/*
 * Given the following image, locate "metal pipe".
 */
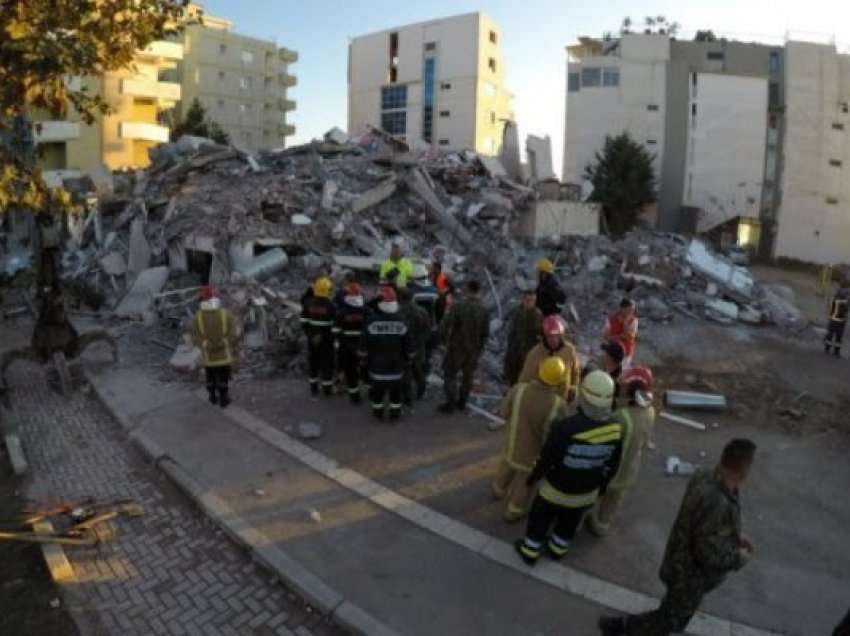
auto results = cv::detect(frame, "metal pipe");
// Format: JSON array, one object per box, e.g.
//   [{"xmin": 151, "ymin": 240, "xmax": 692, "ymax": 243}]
[{"xmin": 664, "ymin": 390, "xmax": 728, "ymax": 412}]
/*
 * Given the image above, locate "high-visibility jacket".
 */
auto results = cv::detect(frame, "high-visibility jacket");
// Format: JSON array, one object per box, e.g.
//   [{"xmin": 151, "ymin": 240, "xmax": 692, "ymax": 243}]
[
  {"xmin": 500, "ymin": 381, "xmax": 566, "ymax": 472},
  {"xmin": 192, "ymin": 307, "xmax": 237, "ymax": 367},
  {"xmin": 379, "ymin": 257, "xmax": 414, "ymax": 288},
  {"xmin": 606, "ymin": 312, "xmax": 638, "ymax": 357},
  {"xmin": 517, "ymin": 339, "xmax": 580, "ymax": 402},
  {"xmin": 608, "ymin": 405, "xmax": 656, "ymax": 491},
  {"xmin": 300, "ymin": 296, "xmax": 336, "ymax": 344},
  {"xmin": 527, "ymin": 408, "xmax": 623, "ymax": 508}
]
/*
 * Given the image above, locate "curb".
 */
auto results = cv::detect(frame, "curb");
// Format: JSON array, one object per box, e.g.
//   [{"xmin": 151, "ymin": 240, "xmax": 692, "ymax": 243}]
[{"xmin": 85, "ymin": 369, "xmax": 399, "ymax": 636}]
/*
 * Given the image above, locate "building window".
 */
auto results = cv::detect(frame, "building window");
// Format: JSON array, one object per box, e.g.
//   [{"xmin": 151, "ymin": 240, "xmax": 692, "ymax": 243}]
[
  {"xmin": 218, "ymin": 70, "xmax": 225, "ymax": 81},
  {"xmin": 489, "ymin": 31, "xmax": 497, "ymax": 44},
  {"xmin": 381, "ymin": 111, "xmax": 406, "ymax": 135},
  {"xmin": 422, "ymin": 57, "xmax": 436, "ymax": 143},
  {"xmin": 568, "ymin": 72, "xmax": 580, "ymax": 92},
  {"xmin": 647, "ymin": 139, "xmax": 657, "ymax": 145},
  {"xmin": 440, "ymin": 82, "xmax": 451, "ymax": 90},
  {"xmin": 769, "ymin": 51, "xmax": 780, "ymax": 73},
  {"xmin": 832, "ymin": 122, "xmax": 845, "ymax": 130},
  {"xmin": 490, "ymin": 111, "xmax": 496, "ymax": 125},
  {"xmin": 264, "ymin": 77, "xmax": 271, "ymax": 89},
  {"xmin": 707, "ymin": 50, "xmax": 724, "ymax": 61},
  {"xmin": 488, "ymin": 57, "xmax": 497, "ymax": 72},
  {"xmin": 240, "ymin": 104, "xmax": 246, "ymax": 113},
  {"xmin": 691, "ymin": 103, "xmax": 697, "ymax": 129},
  {"xmin": 219, "ymin": 43, "xmax": 227, "ymax": 55},
  {"xmin": 194, "ymin": 69, "xmax": 200, "ymax": 85},
  {"xmin": 830, "ymin": 159, "xmax": 843, "ymax": 167},
  {"xmin": 602, "ymin": 67, "xmax": 620, "ymax": 87},
  {"xmin": 826, "ymin": 197, "xmax": 840, "ymax": 205},
  {"xmin": 769, "ymin": 113, "xmax": 778, "ymax": 129},
  {"xmin": 438, "ymin": 139, "xmax": 450, "ymax": 146},
  {"xmin": 381, "ymin": 84, "xmax": 407, "ymax": 110},
  {"xmin": 483, "ymin": 82, "xmax": 497, "ymax": 98},
  {"xmin": 769, "ymin": 82, "xmax": 779, "ymax": 108},
  {"xmin": 242, "ymin": 50, "xmax": 254, "ymax": 64},
  {"xmin": 217, "ymin": 99, "xmax": 224, "ymax": 109},
  {"xmin": 439, "ymin": 110, "xmax": 450, "ymax": 117},
  {"xmin": 647, "ymin": 104, "xmax": 659, "ymax": 112},
  {"xmin": 388, "ymin": 32, "xmax": 399, "ymax": 84},
  {"xmin": 581, "ymin": 67, "xmax": 601, "ymax": 87},
  {"xmin": 240, "ymin": 77, "xmax": 252, "ymax": 90},
  {"xmin": 425, "ymin": 42, "xmax": 436, "ymax": 51},
  {"xmin": 691, "ymin": 73, "xmax": 698, "ymax": 98}
]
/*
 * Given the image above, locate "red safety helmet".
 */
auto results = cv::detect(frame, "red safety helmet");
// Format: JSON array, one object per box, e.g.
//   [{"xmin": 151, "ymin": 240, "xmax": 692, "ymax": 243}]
[
  {"xmin": 619, "ymin": 365, "xmax": 654, "ymax": 391},
  {"xmin": 199, "ymin": 286, "xmax": 217, "ymax": 300},
  {"xmin": 379, "ymin": 285, "xmax": 397, "ymax": 303},
  {"xmin": 345, "ymin": 282, "xmax": 363, "ymax": 296},
  {"xmin": 542, "ymin": 315, "xmax": 565, "ymax": 336}
]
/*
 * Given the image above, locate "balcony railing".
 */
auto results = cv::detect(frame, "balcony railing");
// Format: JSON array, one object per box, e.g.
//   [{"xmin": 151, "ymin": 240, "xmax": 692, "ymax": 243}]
[
  {"xmin": 137, "ymin": 40, "xmax": 183, "ymax": 62},
  {"xmin": 34, "ymin": 121, "xmax": 80, "ymax": 143},
  {"xmin": 121, "ymin": 78, "xmax": 181, "ymax": 104},
  {"xmin": 279, "ymin": 98, "xmax": 296, "ymax": 111},
  {"xmin": 120, "ymin": 121, "xmax": 170, "ymax": 143},
  {"xmin": 278, "ymin": 48, "xmax": 298, "ymax": 64},
  {"xmin": 279, "ymin": 73, "xmax": 297, "ymax": 88}
]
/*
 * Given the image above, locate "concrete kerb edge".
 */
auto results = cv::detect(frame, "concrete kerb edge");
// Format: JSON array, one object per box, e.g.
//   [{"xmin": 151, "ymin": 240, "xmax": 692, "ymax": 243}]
[{"xmin": 85, "ymin": 371, "xmax": 136, "ymax": 433}]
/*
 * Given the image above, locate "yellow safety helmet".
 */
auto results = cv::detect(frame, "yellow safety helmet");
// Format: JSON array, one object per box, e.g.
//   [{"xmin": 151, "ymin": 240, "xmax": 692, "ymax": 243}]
[
  {"xmin": 539, "ymin": 356, "xmax": 567, "ymax": 387},
  {"xmin": 580, "ymin": 370, "xmax": 616, "ymax": 409},
  {"xmin": 313, "ymin": 276, "xmax": 333, "ymax": 299},
  {"xmin": 536, "ymin": 258, "xmax": 554, "ymax": 274}
]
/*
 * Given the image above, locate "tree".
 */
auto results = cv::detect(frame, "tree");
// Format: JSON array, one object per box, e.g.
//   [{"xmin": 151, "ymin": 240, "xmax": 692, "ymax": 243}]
[
  {"xmin": 0, "ymin": 0, "xmax": 189, "ymax": 213},
  {"xmin": 694, "ymin": 30, "xmax": 718, "ymax": 42},
  {"xmin": 621, "ymin": 15, "xmax": 680, "ymax": 37},
  {"xmin": 584, "ymin": 133, "xmax": 656, "ymax": 235},
  {"xmin": 170, "ymin": 98, "xmax": 229, "ymax": 144}
]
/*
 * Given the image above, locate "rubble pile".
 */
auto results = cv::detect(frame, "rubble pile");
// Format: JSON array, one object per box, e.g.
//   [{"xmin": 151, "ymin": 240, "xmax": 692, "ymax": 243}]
[{"xmin": 49, "ymin": 128, "xmax": 803, "ymax": 384}]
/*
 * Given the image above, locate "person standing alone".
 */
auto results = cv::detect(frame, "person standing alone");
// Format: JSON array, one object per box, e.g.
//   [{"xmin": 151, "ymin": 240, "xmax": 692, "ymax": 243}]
[
  {"xmin": 192, "ymin": 286, "xmax": 240, "ymax": 408},
  {"xmin": 825, "ymin": 286, "xmax": 849, "ymax": 357},
  {"xmin": 300, "ymin": 276, "xmax": 336, "ymax": 396}
]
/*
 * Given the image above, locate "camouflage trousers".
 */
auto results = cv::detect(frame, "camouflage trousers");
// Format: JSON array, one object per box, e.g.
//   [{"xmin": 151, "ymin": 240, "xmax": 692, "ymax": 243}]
[{"xmin": 626, "ymin": 576, "xmax": 707, "ymax": 635}]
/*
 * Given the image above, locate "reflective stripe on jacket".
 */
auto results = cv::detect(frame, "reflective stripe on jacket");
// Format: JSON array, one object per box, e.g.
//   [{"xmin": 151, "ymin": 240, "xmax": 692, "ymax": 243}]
[{"xmin": 192, "ymin": 308, "xmax": 235, "ymax": 367}]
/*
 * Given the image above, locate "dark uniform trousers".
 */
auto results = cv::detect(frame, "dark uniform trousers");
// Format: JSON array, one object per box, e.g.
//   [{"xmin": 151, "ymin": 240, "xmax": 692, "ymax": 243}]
[
  {"xmin": 522, "ymin": 497, "xmax": 591, "ymax": 561},
  {"xmin": 825, "ymin": 319, "xmax": 846, "ymax": 355},
  {"xmin": 369, "ymin": 378, "xmax": 402, "ymax": 418},
  {"xmin": 625, "ymin": 576, "xmax": 716, "ymax": 635},
  {"xmin": 443, "ymin": 353, "xmax": 479, "ymax": 405},
  {"xmin": 339, "ymin": 347, "xmax": 362, "ymax": 399},
  {"xmin": 308, "ymin": 338, "xmax": 335, "ymax": 394},
  {"xmin": 205, "ymin": 366, "xmax": 231, "ymax": 402}
]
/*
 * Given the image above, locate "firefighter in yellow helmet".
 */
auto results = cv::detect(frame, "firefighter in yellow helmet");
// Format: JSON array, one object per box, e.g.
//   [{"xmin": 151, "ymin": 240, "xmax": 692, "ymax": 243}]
[
  {"xmin": 516, "ymin": 370, "xmax": 623, "ymax": 565},
  {"xmin": 300, "ymin": 277, "xmax": 336, "ymax": 396},
  {"xmin": 535, "ymin": 257, "xmax": 566, "ymax": 317},
  {"xmin": 191, "ymin": 286, "xmax": 240, "ymax": 408},
  {"xmin": 492, "ymin": 357, "xmax": 569, "ymax": 522}
]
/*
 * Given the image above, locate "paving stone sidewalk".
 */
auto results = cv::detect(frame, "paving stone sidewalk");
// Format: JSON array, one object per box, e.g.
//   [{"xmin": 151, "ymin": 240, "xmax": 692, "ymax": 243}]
[{"xmin": 6, "ymin": 363, "xmax": 344, "ymax": 636}]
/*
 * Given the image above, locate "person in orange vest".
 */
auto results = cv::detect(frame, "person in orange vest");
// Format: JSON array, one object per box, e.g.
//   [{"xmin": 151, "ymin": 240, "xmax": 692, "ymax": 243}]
[
  {"xmin": 191, "ymin": 286, "xmax": 240, "ymax": 408},
  {"xmin": 603, "ymin": 298, "xmax": 638, "ymax": 367}
]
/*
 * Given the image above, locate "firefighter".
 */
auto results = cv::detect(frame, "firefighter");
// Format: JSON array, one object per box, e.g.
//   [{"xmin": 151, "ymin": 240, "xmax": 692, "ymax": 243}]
[
  {"xmin": 438, "ymin": 279, "xmax": 490, "ymax": 413},
  {"xmin": 603, "ymin": 298, "xmax": 639, "ymax": 367},
  {"xmin": 430, "ymin": 248, "xmax": 453, "ymax": 325},
  {"xmin": 515, "ymin": 370, "xmax": 622, "ymax": 566},
  {"xmin": 588, "ymin": 365, "xmax": 656, "ymax": 536},
  {"xmin": 409, "ymin": 264, "xmax": 440, "ymax": 375},
  {"xmin": 333, "ymin": 282, "xmax": 366, "ymax": 404},
  {"xmin": 397, "ymin": 286, "xmax": 432, "ymax": 404},
  {"xmin": 379, "ymin": 239, "xmax": 414, "ymax": 288},
  {"xmin": 300, "ymin": 276, "xmax": 336, "ymax": 396},
  {"xmin": 535, "ymin": 258, "xmax": 566, "ymax": 317},
  {"xmin": 503, "ymin": 288, "xmax": 543, "ymax": 386},
  {"xmin": 518, "ymin": 315, "xmax": 580, "ymax": 402},
  {"xmin": 360, "ymin": 286, "xmax": 414, "ymax": 421},
  {"xmin": 492, "ymin": 357, "xmax": 568, "ymax": 522},
  {"xmin": 191, "ymin": 286, "xmax": 240, "ymax": 408},
  {"xmin": 825, "ymin": 286, "xmax": 849, "ymax": 357}
]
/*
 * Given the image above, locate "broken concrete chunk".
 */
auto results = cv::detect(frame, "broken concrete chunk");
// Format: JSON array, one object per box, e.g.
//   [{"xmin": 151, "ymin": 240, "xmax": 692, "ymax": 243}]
[
  {"xmin": 297, "ymin": 422, "xmax": 322, "ymax": 439},
  {"xmin": 127, "ymin": 217, "xmax": 151, "ymax": 282},
  {"xmin": 99, "ymin": 252, "xmax": 127, "ymax": 277},
  {"xmin": 406, "ymin": 168, "xmax": 473, "ymax": 247},
  {"xmin": 686, "ymin": 240, "xmax": 754, "ymax": 299},
  {"xmin": 479, "ymin": 156, "xmax": 508, "ymax": 178},
  {"xmin": 324, "ymin": 127, "xmax": 349, "ymax": 145},
  {"xmin": 350, "ymin": 178, "xmax": 397, "ymax": 214},
  {"xmin": 291, "ymin": 214, "xmax": 312, "ymax": 226},
  {"xmin": 237, "ymin": 248, "xmax": 289, "ymax": 282},
  {"xmin": 169, "ymin": 343, "xmax": 201, "ymax": 372},
  {"xmin": 587, "ymin": 255, "xmax": 609, "ymax": 272},
  {"xmin": 321, "ymin": 180, "xmax": 339, "ymax": 210},
  {"xmin": 176, "ymin": 134, "xmax": 215, "ymax": 153},
  {"xmin": 115, "ymin": 266, "xmax": 169, "ymax": 318},
  {"xmin": 705, "ymin": 298, "xmax": 739, "ymax": 322}
]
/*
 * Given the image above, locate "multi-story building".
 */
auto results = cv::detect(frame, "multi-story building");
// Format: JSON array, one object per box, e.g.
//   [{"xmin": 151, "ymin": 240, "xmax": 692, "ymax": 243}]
[
  {"xmin": 177, "ymin": 5, "xmax": 297, "ymax": 151},
  {"xmin": 775, "ymin": 41, "xmax": 850, "ymax": 264},
  {"xmin": 564, "ymin": 34, "xmax": 785, "ymax": 258},
  {"xmin": 33, "ymin": 40, "xmax": 183, "ymax": 181},
  {"xmin": 348, "ymin": 12, "xmax": 513, "ymax": 155}
]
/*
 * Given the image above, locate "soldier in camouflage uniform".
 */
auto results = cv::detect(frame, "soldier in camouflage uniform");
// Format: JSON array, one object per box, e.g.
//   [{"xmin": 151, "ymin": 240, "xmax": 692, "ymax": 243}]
[
  {"xmin": 438, "ymin": 279, "xmax": 490, "ymax": 413},
  {"xmin": 503, "ymin": 288, "xmax": 542, "ymax": 386},
  {"xmin": 599, "ymin": 438, "xmax": 757, "ymax": 636},
  {"xmin": 397, "ymin": 287, "xmax": 433, "ymax": 404}
]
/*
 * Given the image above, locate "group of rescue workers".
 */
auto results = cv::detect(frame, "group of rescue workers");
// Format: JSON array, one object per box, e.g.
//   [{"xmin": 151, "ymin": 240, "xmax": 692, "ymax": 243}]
[{"xmin": 190, "ymin": 244, "xmax": 764, "ymax": 636}]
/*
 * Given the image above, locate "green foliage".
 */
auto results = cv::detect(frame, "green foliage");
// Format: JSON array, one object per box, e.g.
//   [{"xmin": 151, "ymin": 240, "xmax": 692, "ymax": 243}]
[
  {"xmin": 584, "ymin": 132, "xmax": 656, "ymax": 235},
  {"xmin": 170, "ymin": 98, "xmax": 229, "ymax": 144}
]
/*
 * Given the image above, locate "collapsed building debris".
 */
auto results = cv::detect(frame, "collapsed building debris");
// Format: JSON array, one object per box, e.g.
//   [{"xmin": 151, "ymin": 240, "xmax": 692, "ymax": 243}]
[{"xmin": 31, "ymin": 126, "xmax": 805, "ymax": 386}]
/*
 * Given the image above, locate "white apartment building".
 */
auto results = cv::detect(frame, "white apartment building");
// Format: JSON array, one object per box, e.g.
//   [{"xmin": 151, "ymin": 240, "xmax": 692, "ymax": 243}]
[
  {"xmin": 348, "ymin": 12, "xmax": 513, "ymax": 155},
  {"xmin": 563, "ymin": 35, "xmax": 669, "ymax": 185},
  {"xmin": 775, "ymin": 41, "xmax": 850, "ymax": 264}
]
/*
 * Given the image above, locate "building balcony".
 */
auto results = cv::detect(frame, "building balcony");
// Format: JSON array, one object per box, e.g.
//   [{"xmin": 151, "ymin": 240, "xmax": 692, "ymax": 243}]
[
  {"xmin": 121, "ymin": 78, "xmax": 181, "ymax": 105},
  {"xmin": 279, "ymin": 98, "xmax": 296, "ymax": 111},
  {"xmin": 137, "ymin": 40, "xmax": 183, "ymax": 62},
  {"xmin": 34, "ymin": 121, "xmax": 80, "ymax": 143},
  {"xmin": 120, "ymin": 121, "xmax": 170, "ymax": 143},
  {"xmin": 279, "ymin": 48, "xmax": 298, "ymax": 64},
  {"xmin": 279, "ymin": 72, "xmax": 297, "ymax": 88},
  {"xmin": 279, "ymin": 123, "xmax": 295, "ymax": 136}
]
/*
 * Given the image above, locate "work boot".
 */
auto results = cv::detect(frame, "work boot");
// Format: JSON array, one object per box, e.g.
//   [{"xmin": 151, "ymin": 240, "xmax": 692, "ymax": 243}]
[
  {"xmin": 218, "ymin": 389, "xmax": 231, "ymax": 409},
  {"xmin": 597, "ymin": 616, "xmax": 627, "ymax": 636},
  {"xmin": 437, "ymin": 401, "xmax": 455, "ymax": 414},
  {"xmin": 513, "ymin": 539, "xmax": 537, "ymax": 567},
  {"xmin": 372, "ymin": 408, "xmax": 385, "ymax": 421},
  {"xmin": 389, "ymin": 409, "xmax": 401, "ymax": 423},
  {"xmin": 207, "ymin": 388, "xmax": 218, "ymax": 405},
  {"xmin": 309, "ymin": 381, "xmax": 319, "ymax": 397},
  {"xmin": 323, "ymin": 385, "xmax": 333, "ymax": 397},
  {"xmin": 350, "ymin": 392, "xmax": 361, "ymax": 405}
]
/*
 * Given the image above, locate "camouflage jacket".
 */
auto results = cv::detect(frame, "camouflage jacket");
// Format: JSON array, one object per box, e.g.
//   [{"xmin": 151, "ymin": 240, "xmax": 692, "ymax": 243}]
[
  {"xmin": 399, "ymin": 302, "xmax": 433, "ymax": 353},
  {"xmin": 503, "ymin": 306, "xmax": 542, "ymax": 385},
  {"xmin": 660, "ymin": 468, "xmax": 747, "ymax": 591},
  {"xmin": 440, "ymin": 296, "xmax": 490, "ymax": 359}
]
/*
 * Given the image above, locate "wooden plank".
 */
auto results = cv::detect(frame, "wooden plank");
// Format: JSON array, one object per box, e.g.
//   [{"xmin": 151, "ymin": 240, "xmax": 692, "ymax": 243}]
[
  {"xmin": 32, "ymin": 521, "xmax": 75, "ymax": 583},
  {"xmin": 659, "ymin": 411, "xmax": 707, "ymax": 431}
]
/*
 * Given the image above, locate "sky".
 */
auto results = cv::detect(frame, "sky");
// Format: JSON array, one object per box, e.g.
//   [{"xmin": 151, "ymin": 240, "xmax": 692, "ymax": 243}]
[{"xmin": 202, "ymin": 0, "xmax": 850, "ymax": 175}]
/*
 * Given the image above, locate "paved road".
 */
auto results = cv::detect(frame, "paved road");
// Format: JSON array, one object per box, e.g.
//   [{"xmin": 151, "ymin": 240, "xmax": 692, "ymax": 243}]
[{"xmin": 4, "ymin": 357, "xmax": 343, "ymax": 636}]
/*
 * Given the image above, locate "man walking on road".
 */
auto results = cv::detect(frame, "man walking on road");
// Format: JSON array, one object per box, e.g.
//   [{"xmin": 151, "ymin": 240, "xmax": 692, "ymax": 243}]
[
  {"xmin": 535, "ymin": 258, "xmax": 566, "ymax": 317},
  {"xmin": 599, "ymin": 438, "xmax": 757, "ymax": 636},
  {"xmin": 515, "ymin": 370, "xmax": 622, "ymax": 565},
  {"xmin": 503, "ymin": 288, "xmax": 542, "ymax": 386},
  {"xmin": 825, "ymin": 286, "xmax": 849, "ymax": 357},
  {"xmin": 518, "ymin": 315, "xmax": 580, "ymax": 402},
  {"xmin": 438, "ymin": 279, "xmax": 490, "ymax": 413},
  {"xmin": 192, "ymin": 286, "xmax": 240, "ymax": 408},
  {"xmin": 300, "ymin": 276, "xmax": 336, "ymax": 396},
  {"xmin": 493, "ymin": 357, "xmax": 568, "ymax": 522}
]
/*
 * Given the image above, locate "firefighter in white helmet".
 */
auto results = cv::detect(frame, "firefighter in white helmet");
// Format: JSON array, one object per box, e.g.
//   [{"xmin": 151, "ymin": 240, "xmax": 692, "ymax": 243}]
[
  {"xmin": 515, "ymin": 369, "xmax": 623, "ymax": 566},
  {"xmin": 492, "ymin": 357, "xmax": 569, "ymax": 522}
]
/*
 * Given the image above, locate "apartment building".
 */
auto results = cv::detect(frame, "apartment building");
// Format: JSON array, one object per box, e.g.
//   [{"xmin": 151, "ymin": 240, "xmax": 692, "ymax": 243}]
[
  {"xmin": 34, "ymin": 40, "xmax": 183, "ymax": 181},
  {"xmin": 178, "ymin": 5, "xmax": 297, "ymax": 151},
  {"xmin": 348, "ymin": 12, "xmax": 513, "ymax": 155},
  {"xmin": 775, "ymin": 41, "xmax": 850, "ymax": 264}
]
